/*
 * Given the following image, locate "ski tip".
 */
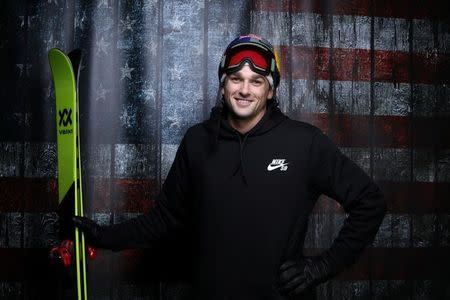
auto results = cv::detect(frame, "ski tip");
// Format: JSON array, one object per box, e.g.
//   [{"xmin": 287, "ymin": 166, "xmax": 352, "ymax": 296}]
[
  {"xmin": 68, "ymin": 48, "xmax": 83, "ymax": 58},
  {"xmin": 68, "ymin": 49, "xmax": 83, "ymax": 62},
  {"xmin": 49, "ymin": 48, "xmax": 84, "ymax": 61},
  {"xmin": 67, "ymin": 49, "xmax": 84, "ymax": 74},
  {"xmin": 48, "ymin": 48, "xmax": 65, "ymax": 58}
]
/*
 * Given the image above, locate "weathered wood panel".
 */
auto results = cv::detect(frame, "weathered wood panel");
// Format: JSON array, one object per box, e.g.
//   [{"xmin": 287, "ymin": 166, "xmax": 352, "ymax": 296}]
[{"xmin": 0, "ymin": 0, "xmax": 449, "ymax": 299}]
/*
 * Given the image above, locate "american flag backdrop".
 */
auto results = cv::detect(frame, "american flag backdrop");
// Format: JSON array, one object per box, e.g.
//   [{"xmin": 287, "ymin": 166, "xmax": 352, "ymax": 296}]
[{"xmin": 0, "ymin": 0, "xmax": 449, "ymax": 299}]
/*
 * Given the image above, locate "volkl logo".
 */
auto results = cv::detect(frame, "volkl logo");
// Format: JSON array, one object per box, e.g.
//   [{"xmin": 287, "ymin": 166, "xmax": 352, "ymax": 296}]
[
  {"xmin": 58, "ymin": 108, "xmax": 73, "ymax": 127},
  {"xmin": 267, "ymin": 159, "xmax": 289, "ymax": 171},
  {"xmin": 58, "ymin": 108, "xmax": 73, "ymax": 135}
]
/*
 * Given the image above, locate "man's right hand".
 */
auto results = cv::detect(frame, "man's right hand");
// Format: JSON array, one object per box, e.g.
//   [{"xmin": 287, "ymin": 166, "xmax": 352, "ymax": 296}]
[{"xmin": 72, "ymin": 216, "xmax": 108, "ymax": 248}]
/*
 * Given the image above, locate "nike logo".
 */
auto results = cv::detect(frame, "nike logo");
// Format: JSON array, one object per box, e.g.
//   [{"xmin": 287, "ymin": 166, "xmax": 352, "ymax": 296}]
[{"xmin": 267, "ymin": 159, "xmax": 289, "ymax": 171}]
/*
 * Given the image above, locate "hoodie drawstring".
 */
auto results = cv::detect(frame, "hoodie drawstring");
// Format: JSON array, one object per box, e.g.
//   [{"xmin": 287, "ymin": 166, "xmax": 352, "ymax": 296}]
[
  {"xmin": 232, "ymin": 133, "xmax": 249, "ymax": 186},
  {"xmin": 207, "ymin": 101, "xmax": 287, "ymax": 187}
]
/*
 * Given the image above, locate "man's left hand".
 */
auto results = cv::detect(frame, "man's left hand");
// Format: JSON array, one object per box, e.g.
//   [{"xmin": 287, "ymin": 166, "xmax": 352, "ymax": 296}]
[{"xmin": 278, "ymin": 256, "xmax": 335, "ymax": 297}]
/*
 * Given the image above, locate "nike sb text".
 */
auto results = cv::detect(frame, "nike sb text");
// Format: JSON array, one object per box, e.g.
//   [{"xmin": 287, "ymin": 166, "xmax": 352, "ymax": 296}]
[{"xmin": 267, "ymin": 159, "xmax": 289, "ymax": 171}]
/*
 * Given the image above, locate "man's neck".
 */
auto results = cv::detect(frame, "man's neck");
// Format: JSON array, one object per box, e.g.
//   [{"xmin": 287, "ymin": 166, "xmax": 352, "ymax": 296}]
[{"xmin": 227, "ymin": 109, "xmax": 266, "ymax": 135}]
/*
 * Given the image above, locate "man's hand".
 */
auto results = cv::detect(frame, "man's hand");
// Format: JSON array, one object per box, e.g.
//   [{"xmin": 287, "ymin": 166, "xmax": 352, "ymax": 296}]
[
  {"xmin": 72, "ymin": 216, "xmax": 108, "ymax": 248},
  {"xmin": 278, "ymin": 256, "xmax": 336, "ymax": 297}
]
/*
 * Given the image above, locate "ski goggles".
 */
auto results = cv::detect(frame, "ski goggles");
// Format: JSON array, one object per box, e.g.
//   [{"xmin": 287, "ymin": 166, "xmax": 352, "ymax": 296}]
[
  {"xmin": 225, "ymin": 45, "xmax": 274, "ymax": 75},
  {"xmin": 221, "ymin": 44, "xmax": 277, "ymax": 76},
  {"xmin": 219, "ymin": 35, "xmax": 281, "ymax": 87}
]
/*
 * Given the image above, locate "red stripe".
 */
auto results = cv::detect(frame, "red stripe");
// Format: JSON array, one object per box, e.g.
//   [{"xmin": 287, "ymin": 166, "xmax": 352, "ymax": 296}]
[
  {"xmin": 0, "ymin": 248, "xmax": 55, "ymax": 282},
  {"xmin": 312, "ymin": 195, "xmax": 345, "ymax": 214},
  {"xmin": 253, "ymin": 0, "xmax": 450, "ymax": 19},
  {"xmin": 0, "ymin": 248, "xmax": 190, "ymax": 282},
  {"xmin": 0, "ymin": 178, "xmax": 156, "ymax": 213},
  {"xmin": 342, "ymin": 248, "xmax": 450, "ymax": 280},
  {"xmin": 0, "ymin": 177, "xmax": 59, "ymax": 212},
  {"xmin": 313, "ymin": 181, "xmax": 450, "ymax": 214},
  {"xmin": 1, "ymin": 178, "xmax": 449, "ymax": 213},
  {"xmin": 379, "ymin": 181, "xmax": 450, "ymax": 214},
  {"xmin": 303, "ymin": 248, "xmax": 450, "ymax": 280},
  {"xmin": 279, "ymin": 46, "xmax": 450, "ymax": 84},
  {"xmin": 111, "ymin": 178, "xmax": 156, "ymax": 212},
  {"xmin": 2, "ymin": 248, "xmax": 449, "ymax": 280},
  {"xmin": 297, "ymin": 113, "xmax": 450, "ymax": 148}
]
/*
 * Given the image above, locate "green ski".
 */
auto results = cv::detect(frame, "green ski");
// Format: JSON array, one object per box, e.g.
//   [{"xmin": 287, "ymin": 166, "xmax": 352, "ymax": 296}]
[{"xmin": 49, "ymin": 48, "xmax": 88, "ymax": 300}]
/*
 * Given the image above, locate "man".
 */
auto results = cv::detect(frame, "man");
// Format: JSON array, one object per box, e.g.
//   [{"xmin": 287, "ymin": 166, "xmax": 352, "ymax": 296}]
[{"xmin": 73, "ymin": 34, "xmax": 386, "ymax": 299}]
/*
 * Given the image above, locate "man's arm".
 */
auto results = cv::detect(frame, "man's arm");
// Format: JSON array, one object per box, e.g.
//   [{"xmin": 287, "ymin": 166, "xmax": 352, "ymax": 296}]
[
  {"xmin": 73, "ymin": 135, "xmax": 193, "ymax": 251},
  {"xmin": 308, "ymin": 130, "xmax": 386, "ymax": 269},
  {"xmin": 279, "ymin": 129, "xmax": 386, "ymax": 296}
]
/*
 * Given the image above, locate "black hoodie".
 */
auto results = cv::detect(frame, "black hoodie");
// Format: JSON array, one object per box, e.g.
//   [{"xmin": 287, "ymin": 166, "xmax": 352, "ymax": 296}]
[{"xmin": 104, "ymin": 102, "xmax": 386, "ymax": 299}]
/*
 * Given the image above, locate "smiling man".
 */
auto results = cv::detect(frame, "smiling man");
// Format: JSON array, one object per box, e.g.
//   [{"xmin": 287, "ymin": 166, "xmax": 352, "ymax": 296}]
[
  {"xmin": 222, "ymin": 65, "xmax": 273, "ymax": 133},
  {"xmin": 219, "ymin": 35, "xmax": 275, "ymax": 134},
  {"xmin": 72, "ymin": 34, "xmax": 386, "ymax": 299}
]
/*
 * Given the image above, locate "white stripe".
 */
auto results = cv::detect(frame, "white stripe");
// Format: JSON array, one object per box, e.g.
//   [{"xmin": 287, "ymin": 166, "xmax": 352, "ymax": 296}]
[
  {"xmin": 114, "ymin": 144, "xmax": 154, "ymax": 178},
  {"xmin": 1, "ymin": 213, "xmax": 447, "ymax": 248},
  {"xmin": 23, "ymin": 142, "xmax": 56, "ymax": 178},
  {"xmin": 317, "ymin": 280, "xmax": 436, "ymax": 297},
  {"xmin": 0, "ymin": 144, "xmax": 448, "ymax": 183},
  {"xmin": 305, "ymin": 213, "xmax": 450, "ymax": 249},
  {"xmin": 374, "ymin": 17, "xmax": 410, "ymax": 52},
  {"xmin": 161, "ymin": 143, "xmax": 178, "ymax": 180},
  {"xmin": 251, "ymin": 11, "xmax": 450, "ymax": 53},
  {"xmin": 340, "ymin": 147, "xmax": 450, "ymax": 183},
  {"xmin": 85, "ymin": 144, "xmax": 112, "ymax": 177},
  {"xmin": 277, "ymin": 79, "xmax": 450, "ymax": 117},
  {"xmin": 0, "ymin": 142, "xmax": 23, "ymax": 177},
  {"xmin": 0, "ymin": 143, "xmax": 154, "ymax": 179},
  {"xmin": 372, "ymin": 214, "xmax": 450, "ymax": 248},
  {"xmin": 0, "ymin": 212, "xmax": 142, "ymax": 248}
]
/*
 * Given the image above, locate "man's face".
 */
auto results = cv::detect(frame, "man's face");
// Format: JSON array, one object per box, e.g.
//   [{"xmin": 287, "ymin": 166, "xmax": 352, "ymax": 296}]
[{"xmin": 221, "ymin": 64, "xmax": 273, "ymax": 125}]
